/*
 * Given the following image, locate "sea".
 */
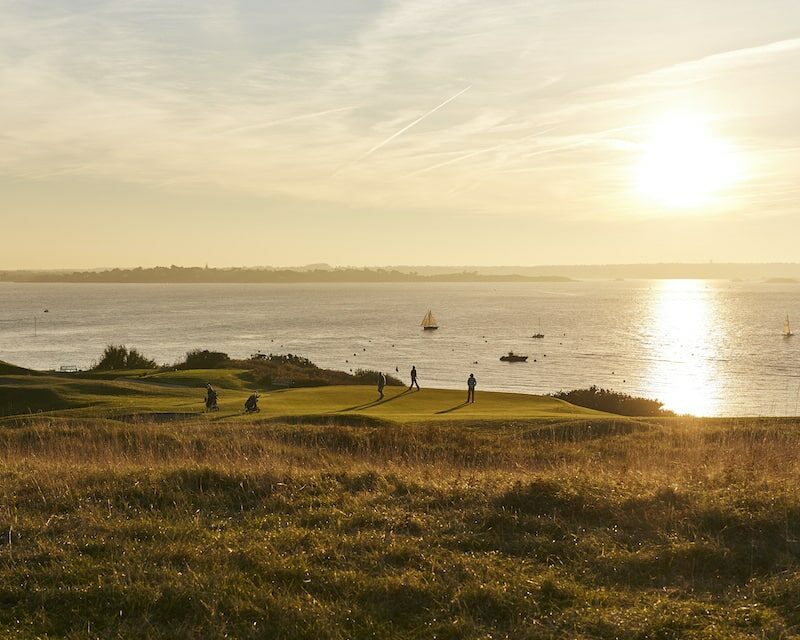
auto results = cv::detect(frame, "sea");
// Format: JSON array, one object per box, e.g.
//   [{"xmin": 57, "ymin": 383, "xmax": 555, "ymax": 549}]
[{"xmin": 1, "ymin": 280, "xmax": 799, "ymax": 417}]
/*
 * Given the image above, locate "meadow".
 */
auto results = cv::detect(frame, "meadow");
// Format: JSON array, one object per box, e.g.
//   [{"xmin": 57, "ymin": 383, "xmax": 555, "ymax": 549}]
[{"xmin": 1, "ymin": 364, "xmax": 800, "ymax": 638}]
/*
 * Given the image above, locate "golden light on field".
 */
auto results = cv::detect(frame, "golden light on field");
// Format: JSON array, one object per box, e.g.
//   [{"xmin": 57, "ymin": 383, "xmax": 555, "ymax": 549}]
[{"xmin": 636, "ymin": 115, "xmax": 742, "ymax": 209}]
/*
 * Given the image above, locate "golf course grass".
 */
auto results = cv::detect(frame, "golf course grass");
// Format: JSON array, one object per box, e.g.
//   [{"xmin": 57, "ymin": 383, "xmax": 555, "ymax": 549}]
[{"xmin": 0, "ymin": 367, "xmax": 606, "ymax": 422}]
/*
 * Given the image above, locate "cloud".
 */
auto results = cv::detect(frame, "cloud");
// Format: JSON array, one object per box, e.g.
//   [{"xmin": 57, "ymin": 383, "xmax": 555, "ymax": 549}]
[
  {"xmin": 588, "ymin": 37, "xmax": 800, "ymax": 94},
  {"xmin": 212, "ymin": 106, "xmax": 358, "ymax": 136},
  {"xmin": 0, "ymin": 0, "xmax": 799, "ymax": 228}
]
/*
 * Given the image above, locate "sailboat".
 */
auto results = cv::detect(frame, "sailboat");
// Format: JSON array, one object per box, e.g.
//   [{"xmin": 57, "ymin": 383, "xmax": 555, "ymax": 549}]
[
  {"xmin": 784, "ymin": 314, "xmax": 794, "ymax": 338},
  {"xmin": 531, "ymin": 317, "xmax": 544, "ymax": 339},
  {"xmin": 421, "ymin": 310, "xmax": 438, "ymax": 330}
]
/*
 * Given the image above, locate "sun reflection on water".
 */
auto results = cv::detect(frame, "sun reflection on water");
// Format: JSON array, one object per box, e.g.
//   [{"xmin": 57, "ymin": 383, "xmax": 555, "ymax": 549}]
[{"xmin": 644, "ymin": 280, "xmax": 720, "ymax": 416}]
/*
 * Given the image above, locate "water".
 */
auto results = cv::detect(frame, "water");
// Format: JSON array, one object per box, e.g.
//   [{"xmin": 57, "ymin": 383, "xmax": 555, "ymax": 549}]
[{"xmin": 1, "ymin": 280, "xmax": 799, "ymax": 416}]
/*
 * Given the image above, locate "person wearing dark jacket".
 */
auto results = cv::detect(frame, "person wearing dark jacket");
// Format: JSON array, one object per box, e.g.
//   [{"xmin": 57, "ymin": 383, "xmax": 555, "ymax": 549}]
[
  {"xmin": 410, "ymin": 366, "xmax": 420, "ymax": 390},
  {"xmin": 205, "ymin": 383, "xmax": 218, "ymax": 411},
  {"xmin": 377, "ymin": 372, "xmax": 387, "ymax": 400},
  {"xmin": 467, "ymin": 373, "xmax": 477, "ymax": 403},
  {"xmin": 244, "ymin": 392, "xmax": 260, "ymax": 413}
]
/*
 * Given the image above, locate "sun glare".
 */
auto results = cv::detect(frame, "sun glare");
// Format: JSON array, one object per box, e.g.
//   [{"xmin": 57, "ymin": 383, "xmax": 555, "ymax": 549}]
[
  {"xmin": 636, "ymin": 115, "xmax": 741, "ymax": 209},
  {"xmin": 645, "ymin": 279, "xmax": 720, "ymax": 416}
]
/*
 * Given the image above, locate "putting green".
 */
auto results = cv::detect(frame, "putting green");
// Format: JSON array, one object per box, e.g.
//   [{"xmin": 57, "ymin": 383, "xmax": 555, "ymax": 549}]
[
  {"xmin": 256, "ymin": 385, "xmax": 608, "ymax": 421},
  {"xmin": 0, "ymin": 369, "xmax": 608, "ymax": 423}
]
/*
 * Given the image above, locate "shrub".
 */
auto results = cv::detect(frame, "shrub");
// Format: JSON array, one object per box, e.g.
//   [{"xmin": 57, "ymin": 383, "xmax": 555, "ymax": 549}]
[
  {"xmin": 183, "ymin": 350, "xmax": 230, "ymax": 369},
  {"xmin": 226, "ymin": 354, "xmax": 403, "ymax": 388},
  {"xmin": 126, "ymin": 348, "xmax": 158, "ymax": 369},
  {"xmin": 93, "ymin": 345, "xmax": 157, "ymax": 371},
  {"xmin": 551, "ymin": 386, "xmax": 674, "ymax": 417},
  {"xmin": 353, "ymin": 369, "xmax": 403, "ymax": 386}
]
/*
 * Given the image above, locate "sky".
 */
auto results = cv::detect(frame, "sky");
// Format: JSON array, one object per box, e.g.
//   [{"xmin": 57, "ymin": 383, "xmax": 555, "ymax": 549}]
[{"xmin": 2, "ymin": 0, "xmax": 800, "ymax": 269}]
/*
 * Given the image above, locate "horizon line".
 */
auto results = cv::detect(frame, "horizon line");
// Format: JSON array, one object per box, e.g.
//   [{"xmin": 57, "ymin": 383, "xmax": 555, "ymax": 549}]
[{"xmin": 3, "ymin": 261, "xmax": 800, "ymax": 273}]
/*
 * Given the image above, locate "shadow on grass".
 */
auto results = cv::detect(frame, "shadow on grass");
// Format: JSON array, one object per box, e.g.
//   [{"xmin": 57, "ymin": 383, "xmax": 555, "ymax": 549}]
[
  {"xmin": 337, "ymin": 388, "xmax": 413, "ymax": 412},
  {"xmin": 260, "ymin": 413, "xmax": 396, "ymax": 428},
  {"xmin": 436, "ymin": 400, "xmax": 470, "ymax": 414},
  {"xmin": 115, "ymin": 412, "xmax": 200, "ymax": 423}
]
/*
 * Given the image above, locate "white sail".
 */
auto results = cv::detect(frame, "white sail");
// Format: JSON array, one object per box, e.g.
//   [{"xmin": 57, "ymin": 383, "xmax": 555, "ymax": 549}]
[
  {"xmin": 785, "ymin": 314, "xmax": 793, "ymax": 336},
  {"xmin": 421, "ymin": 310, "xmax": 438, "ymax": 328}
]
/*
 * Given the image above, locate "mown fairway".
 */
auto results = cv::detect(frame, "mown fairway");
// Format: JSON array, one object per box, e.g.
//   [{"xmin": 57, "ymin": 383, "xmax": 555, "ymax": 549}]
[
  {"xmin": 2, "ymin": 414, "xmax": 800, "ymax": 639},
  {"xmin": 0, "ymin": 368, "xmax": 606, "ymax": 422}
]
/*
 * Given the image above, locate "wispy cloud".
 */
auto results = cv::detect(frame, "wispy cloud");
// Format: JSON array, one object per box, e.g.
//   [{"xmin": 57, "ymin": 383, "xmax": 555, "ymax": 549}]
[
  {"xmin": 212, "ymin": 106, "xmax": 357, "ymax": 136},
  {"xmin": 637, "ymin": 37, "xmax": 800, "ymax": 83},
  {"xmin": 583, "ymin": 37, "xmax": 800, "ymax": 97},
  {"xmin": 403, "ymin": 126, "xmax": 558, "ymax": 178},
  {"xmin": 337, "ymin": 85, "xmax": 472, "ymax": 172}
]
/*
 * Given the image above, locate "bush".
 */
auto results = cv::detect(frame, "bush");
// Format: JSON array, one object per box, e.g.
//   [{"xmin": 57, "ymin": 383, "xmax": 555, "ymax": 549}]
[
  {"xmin": 126, "ymin": 349, "xmax": 158, "ymax": 369},
  {"xmin": 552, "ymin": 386, "xmax": 674, "ymax": 417},
  {"xmin": 183, "ymin": 350, "xmax": 230, "ymax": 369},
  {"xmin": 93, "ymin": 345, "xmax": 157, "ymax": 371},
  {"xmin": 226, "ymin": 354, "xmax": 403, "ymax": 388},
  {"xmin": 353, "ymin": 369, "xmax": 403, "ymax": 386}
]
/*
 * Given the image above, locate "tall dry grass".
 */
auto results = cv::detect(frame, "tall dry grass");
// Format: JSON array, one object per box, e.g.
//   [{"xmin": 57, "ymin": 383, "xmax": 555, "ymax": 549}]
[{"xmin": 2, "ymin": 415, "xmax": 800, "ymax": 638}]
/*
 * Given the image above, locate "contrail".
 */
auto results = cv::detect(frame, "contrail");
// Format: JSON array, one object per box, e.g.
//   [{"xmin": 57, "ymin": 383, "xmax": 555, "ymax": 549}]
[
  {"xmin": 403, "ymin": 126, "xmax": 558, "ymax": 178},
  {"xmin": 343, "ymin": 85, "xmax": 472, "ymax": 169},
  {"xmin": 216, "ymin": 106, "xmax": 355, "ymax": 135}
]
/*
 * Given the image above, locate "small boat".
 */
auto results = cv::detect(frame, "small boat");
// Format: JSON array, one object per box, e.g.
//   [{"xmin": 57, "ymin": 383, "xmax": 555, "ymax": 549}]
[
  {"xmin": 531, "ymin": 317, "xmax": 544, "ymax": 338},
  {"xmin": 500, "ymin": 351, "xmax": 528, "ymax": 362},
  {"xmin": 421, "ymin": 310, "xmax": 438, "ymax": 330},
  {"xmin": 785, "ymin": 314, "xmax": 794, "ymax": 338}
]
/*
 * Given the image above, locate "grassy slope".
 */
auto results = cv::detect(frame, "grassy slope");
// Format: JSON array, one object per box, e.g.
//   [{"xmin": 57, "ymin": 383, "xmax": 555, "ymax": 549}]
[
  {"xmin": 0, "ymin": 374, "xmax": 202, "ymax": 419},
  {"xmin": 2, "ymin": 417, "xmax": 799, "ymax": 638},
  {"xmin": 0, "ymin": 360, "xmax": 37, "ymax": 376},
  {"xmin": 79, "ymin": 367, "xmax": 255, "ymax": 389},
  {"xmin": 0, "ymin": 371, "xmax": 606, "ymax": 422}
]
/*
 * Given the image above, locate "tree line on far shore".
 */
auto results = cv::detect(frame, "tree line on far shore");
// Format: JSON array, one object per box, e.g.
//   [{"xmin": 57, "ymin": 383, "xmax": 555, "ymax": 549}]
[{"xmin": 2, "ymin": 265, "xmax": 571, "ymax": 284}]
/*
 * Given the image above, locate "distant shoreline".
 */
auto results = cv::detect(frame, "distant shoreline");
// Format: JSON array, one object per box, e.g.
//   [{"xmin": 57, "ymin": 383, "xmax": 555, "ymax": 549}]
[
  {"xmin": 4, "ymin": 262, "xmax": 800, "ymax": 282},
  {"xmin": 1, "ymin": 267, "xmax": 575, "ymax": 284}
]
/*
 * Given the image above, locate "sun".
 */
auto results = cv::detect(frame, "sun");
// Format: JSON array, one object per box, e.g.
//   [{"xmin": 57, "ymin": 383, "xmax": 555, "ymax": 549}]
[{"xmin": 635, "ymin": 115, "xmax": 741, "ymax": 209}]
